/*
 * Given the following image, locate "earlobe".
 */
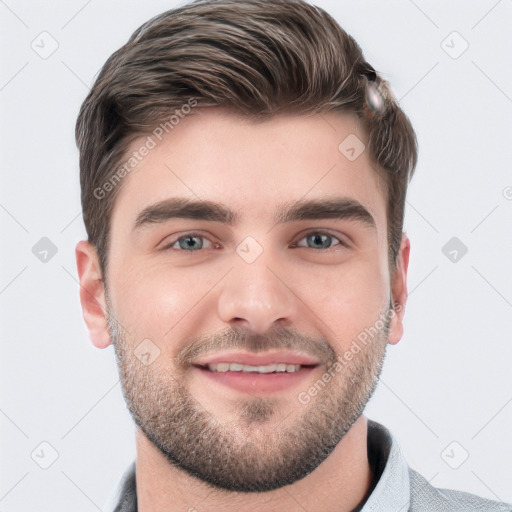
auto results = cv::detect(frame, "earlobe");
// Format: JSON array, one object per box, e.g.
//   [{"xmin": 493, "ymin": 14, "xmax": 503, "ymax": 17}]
[
  {"xmin": 75, "ymin": 240, "xmax": 111, "ymax": 349},
  {"xmin": 388, "ymin": 234, "xmax": 410, "ymax": 345}
]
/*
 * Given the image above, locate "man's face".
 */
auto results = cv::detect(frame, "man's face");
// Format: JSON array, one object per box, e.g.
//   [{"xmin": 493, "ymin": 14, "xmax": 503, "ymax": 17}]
[{"xmin": 93, "ymin": 109, "xmax": 408, "ymax": 491}]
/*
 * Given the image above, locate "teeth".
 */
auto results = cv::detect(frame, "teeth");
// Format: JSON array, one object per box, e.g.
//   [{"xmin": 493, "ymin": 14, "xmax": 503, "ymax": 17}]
[{"xmin": 207, "ymin": 363, "xmax": 302, "ymax": 373}]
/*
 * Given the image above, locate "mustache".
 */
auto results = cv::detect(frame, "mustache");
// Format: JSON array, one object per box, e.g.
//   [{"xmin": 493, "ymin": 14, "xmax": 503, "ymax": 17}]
[{"xmin": 177, "ymin": 325, "xmax": 337, "ymax": 367}]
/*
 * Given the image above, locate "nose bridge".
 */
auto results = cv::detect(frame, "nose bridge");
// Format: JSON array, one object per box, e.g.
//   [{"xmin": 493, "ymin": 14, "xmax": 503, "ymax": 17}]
[{"xmin": 217, "ymin": 248, "xmax": 299, "ymax": 333}]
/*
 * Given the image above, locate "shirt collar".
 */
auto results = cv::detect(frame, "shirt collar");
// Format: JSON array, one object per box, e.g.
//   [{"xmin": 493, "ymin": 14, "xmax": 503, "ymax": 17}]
[{"xmin": 362, "ymin": 419, "xmax": 411, "ymax": 511}]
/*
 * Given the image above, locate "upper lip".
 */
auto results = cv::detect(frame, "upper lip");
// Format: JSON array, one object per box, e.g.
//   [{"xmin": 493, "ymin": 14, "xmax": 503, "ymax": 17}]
[{"xmin": 192, "ymin": 351, "xmax": 321, "ymax": 367}]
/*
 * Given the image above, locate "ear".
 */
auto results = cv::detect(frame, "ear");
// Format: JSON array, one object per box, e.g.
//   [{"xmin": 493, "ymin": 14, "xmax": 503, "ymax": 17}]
[
  {"xmin": 387, "ymin": 233, "xmax": 410, "ymax": 345},
  {"xmin": 75, "ymin": 240, "xmax": 111, "ymax": 349}
]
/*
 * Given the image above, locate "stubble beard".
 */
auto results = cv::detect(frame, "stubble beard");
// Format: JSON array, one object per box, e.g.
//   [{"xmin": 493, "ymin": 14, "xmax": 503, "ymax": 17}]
[{"xmin": 108, "ymin": 312, "xmax": 389, "ymax": 493}]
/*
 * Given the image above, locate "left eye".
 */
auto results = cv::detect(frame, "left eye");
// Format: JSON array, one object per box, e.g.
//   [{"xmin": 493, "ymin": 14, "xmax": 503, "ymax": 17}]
[
  {"xmin": 295, "ymin": 233, "xmax": 342, "ymax": 250},
  {"xmin": 169, "ymin": 235, "xmax": 214, "ymax": 251}
]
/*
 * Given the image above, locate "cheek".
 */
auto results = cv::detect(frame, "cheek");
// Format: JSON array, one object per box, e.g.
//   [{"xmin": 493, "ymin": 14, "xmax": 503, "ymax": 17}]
[
  {"xmin": 109, "ymin": 259, "xmax": 226, "ymax": 340},
  {"xmin": 108, "ymin": 246, "xmax": 390, "ymax": 352},
  {"xmin": 299, "ymin": 261, "xmax": 389, "ymax": 346}
]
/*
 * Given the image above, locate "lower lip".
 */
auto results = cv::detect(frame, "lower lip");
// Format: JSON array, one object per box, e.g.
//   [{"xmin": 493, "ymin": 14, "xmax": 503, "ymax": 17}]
[{"xmin": 194, "ymin": 366, "xmax": 319, "ymax": 394}]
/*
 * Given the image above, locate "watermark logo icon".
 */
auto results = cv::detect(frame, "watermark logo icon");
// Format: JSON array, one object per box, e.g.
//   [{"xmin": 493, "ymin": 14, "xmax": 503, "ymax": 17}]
[
  {"xmin": 31, "ymin": 441, "xmax": 59, "ymax": 469},
  {"xmin": 442, "ymin": 237, "xmax": 468, "ymax": 263},
  {"xmin": 134, "ymin": 338, "xmax": 161, "ymax": 366},
  {"xmin": 441, "ymin": 31, "xmax": 469, "ymax": 60},
  {"xmin": 441, "ymin": 441, "xmax": 469, "ymax": 469},
  {"xmin": 31, "ymin": 31, "xmax": 59, "ymax": 60},
  {"xmin": 338, "ymin": 134, "xmax": 366, "ymax": 162},
  {"xmin": 32, "ymin": 237, "xmax": 58, "ymax": 263},
  {"xmin": 236, "ymin": 236, "xmax": 264, "ymax": 264}
]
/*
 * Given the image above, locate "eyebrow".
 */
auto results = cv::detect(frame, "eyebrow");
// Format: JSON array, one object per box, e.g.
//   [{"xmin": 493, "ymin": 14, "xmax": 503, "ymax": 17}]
[
  {"xmin": 274, "ymin": 198, "xmax": 376, "ymax": 229},
  {"xmin": 133, "ymin": 197, "xmax": 376, "ymax": 231},
  {"xmin": 134, "ymin": 198, "xmax": 235, "ymax": 228}
]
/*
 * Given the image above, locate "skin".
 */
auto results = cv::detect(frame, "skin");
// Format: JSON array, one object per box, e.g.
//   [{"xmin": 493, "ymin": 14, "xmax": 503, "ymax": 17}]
[{"xmin": 76, "ymin": 108, "xmax": 410, "ymax": 512}]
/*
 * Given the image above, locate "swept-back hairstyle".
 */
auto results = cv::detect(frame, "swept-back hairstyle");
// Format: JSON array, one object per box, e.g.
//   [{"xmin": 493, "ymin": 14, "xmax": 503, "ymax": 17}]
[{"xmin": 76, "ymin": 0, "xmax": 417, "ymax": 275}]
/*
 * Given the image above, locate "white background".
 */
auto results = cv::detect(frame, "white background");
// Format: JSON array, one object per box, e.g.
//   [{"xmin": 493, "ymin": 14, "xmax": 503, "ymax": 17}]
[{"xmin": 1, "ymin": 0, "xmax": 511, "ymax": 510}]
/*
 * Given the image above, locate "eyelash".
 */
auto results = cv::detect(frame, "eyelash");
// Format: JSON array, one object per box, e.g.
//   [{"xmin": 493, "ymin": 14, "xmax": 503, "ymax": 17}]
[
  {"xmin": 162, "ymin": 231, "xmax": 348, "ymax": 252},
  {"xmin": 291, "ymin": 232, "xmax": 347, "ymax": 250}
]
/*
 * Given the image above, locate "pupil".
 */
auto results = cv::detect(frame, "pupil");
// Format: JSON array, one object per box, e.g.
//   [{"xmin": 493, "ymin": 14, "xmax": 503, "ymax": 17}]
[
  {"xmin": 181, "ymin": 236, "xmax": 202, "ymax": 250},
  {"xmin": 310, "ymin": 234, "xmax": 330, "ymax": 248}
]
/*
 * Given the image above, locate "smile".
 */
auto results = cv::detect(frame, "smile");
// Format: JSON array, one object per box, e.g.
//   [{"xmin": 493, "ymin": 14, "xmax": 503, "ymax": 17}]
[{"xmin": 206, "ymin": 362, "xmax": 303, "ymax": 373}]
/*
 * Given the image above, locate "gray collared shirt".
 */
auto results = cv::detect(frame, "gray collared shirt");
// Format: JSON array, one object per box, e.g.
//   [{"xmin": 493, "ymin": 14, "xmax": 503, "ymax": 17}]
[{"xmin": 103, "ymin": 419, "xmax": 511, "ymax": 512}]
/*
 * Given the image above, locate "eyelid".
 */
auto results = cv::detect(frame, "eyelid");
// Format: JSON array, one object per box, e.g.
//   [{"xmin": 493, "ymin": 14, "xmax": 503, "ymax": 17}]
[
  {"xmin": 160, "ymin": 231, "xmax": 218, "ymax": 250},
  {"xmin": 291, "ymin": 229, "xmax": 350, "ymax": 248},
  {"xmin": 159, "ymin": 229, "xmax": 350, "ymax": 252}
]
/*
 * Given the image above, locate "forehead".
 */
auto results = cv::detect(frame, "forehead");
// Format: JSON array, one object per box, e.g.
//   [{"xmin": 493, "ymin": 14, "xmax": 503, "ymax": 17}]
[{"xmin": 110, "ymin": 108, "xmax": 387, "ymax": 233}]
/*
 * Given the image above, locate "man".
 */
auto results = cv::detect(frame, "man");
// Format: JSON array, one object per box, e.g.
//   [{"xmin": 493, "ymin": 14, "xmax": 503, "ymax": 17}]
[{"xmin": 74, "ymin": 1, "xmax": 511, "ymax": 510}]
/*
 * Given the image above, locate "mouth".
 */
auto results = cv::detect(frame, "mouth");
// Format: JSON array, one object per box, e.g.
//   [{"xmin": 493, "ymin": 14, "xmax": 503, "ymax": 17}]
[
  {"xmin": 200, "ymin": 362, "xmax": 316, "ymax": 373},
  {"xmin": 191, "ymin": 351, "xmax": 321, "ymax": 394}
]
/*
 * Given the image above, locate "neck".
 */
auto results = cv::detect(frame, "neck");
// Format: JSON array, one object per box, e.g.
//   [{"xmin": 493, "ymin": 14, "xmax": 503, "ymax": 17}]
[{"xmin": 136, "ymin": 414, "xmax": 373, "ymax": 512}]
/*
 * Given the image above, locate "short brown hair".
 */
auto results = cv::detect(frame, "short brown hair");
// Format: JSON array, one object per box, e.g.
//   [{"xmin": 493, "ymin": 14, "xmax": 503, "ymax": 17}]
[{"xmin": 76, "ymin": 0, "xmax": 417, "ymax": 276}]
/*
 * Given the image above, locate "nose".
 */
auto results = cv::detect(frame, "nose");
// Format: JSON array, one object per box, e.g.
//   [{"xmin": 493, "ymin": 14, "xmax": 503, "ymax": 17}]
[{"xmin": 217, "ymin": 255, "xmax": 300, "ymax": 334}]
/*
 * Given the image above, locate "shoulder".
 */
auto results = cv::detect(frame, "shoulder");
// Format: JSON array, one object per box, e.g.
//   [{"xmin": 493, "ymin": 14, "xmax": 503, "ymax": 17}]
[
  {"xmin": 409, "ymin": 467, "xmax": 512, "ymax": 512},
  {"xmin": 102, "ymin": 461, "xmax": 137, "ymax": 512}
]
